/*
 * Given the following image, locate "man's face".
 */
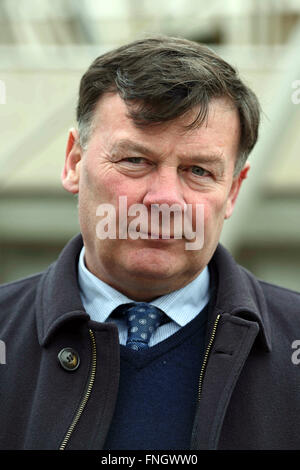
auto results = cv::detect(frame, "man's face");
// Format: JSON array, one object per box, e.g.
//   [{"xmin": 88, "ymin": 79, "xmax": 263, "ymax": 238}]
[{"xmin": 62, "ymin": 93, "xmax": 247, "ymax": 300}]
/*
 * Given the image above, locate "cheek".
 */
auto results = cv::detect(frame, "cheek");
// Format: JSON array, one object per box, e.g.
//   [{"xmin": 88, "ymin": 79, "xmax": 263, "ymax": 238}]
[
  {"xmin": 80, "ymin": 162, "xmax": 117, "ymax": 204},
  {"xmin": 200, "ymin": 195, "xmax": 228, "ymax": 232},
  {"xmin": 85, "ymin": 160, "xmax": 145, "ymax": 206},
  {"xmin": 107, "ymin": 179, "xmax": 146, "ymax": 212}
]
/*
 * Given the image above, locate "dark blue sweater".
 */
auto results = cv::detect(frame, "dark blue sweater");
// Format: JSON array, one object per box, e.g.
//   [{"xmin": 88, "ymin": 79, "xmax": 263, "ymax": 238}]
[{"xmin": 103, "ymin": 304, "xmax": 209, "ymax": 450}]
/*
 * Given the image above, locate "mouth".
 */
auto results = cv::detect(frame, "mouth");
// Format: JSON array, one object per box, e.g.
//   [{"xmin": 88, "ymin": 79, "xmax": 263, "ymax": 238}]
[
  {"xmin": 126, "ymin": 228, "xmax": 183, "ymax": 241},
  {"xmin": 140, "ymin": 232, "xmax": 178, "ymax": 240}
]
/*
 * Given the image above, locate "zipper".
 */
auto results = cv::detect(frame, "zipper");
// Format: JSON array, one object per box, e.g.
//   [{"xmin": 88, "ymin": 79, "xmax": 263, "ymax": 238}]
[
  {"xmin": 197, "ymin": 314, "xmax": 221, "ymax": 402},
  {"xmin": 59, "ymin": 329, "xmax": 97, "ymax": 450}
]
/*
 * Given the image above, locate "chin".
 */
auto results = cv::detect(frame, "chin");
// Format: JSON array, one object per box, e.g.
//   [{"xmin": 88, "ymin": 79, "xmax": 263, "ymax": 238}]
[{"xmin": 124, "ymin": 257, "xmax": 180, "ymax": 281}]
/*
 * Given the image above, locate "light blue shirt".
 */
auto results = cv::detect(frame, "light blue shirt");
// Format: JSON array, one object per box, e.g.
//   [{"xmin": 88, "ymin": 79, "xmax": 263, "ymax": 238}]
[{"xmin": 78, "ymin": 246, "xmax": 210, "ymax": 346}]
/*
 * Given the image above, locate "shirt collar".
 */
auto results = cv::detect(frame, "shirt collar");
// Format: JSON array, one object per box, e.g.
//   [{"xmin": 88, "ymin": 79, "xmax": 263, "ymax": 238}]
[{"xmin": 78, "ymin": 246, "xmax": 210, "ymax": 327}]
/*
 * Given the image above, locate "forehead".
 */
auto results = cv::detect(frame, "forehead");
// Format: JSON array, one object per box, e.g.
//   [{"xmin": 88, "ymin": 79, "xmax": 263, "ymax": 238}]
[{"xmin": 90, "ymin": 92, "xmax": 240, "ymax": 156}]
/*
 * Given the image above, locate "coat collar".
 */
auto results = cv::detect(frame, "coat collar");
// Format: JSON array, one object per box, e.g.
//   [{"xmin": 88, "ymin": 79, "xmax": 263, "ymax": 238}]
[
  {"xmin": 211, "ymin": 244, "xmax": 272, "ymax": 351},
  {"xmin": 35, "ymin": 233, "xmax": 271, "ymax": 350},
  {"xmin": 35, "ymin": 234, "xmax": 89, "ymax": 346}
]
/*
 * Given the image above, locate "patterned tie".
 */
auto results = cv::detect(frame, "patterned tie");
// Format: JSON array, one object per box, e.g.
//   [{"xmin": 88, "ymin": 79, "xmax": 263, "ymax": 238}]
[{"xmin": 122, "ymin": 302, "xmax": 165, "ymax": 351}]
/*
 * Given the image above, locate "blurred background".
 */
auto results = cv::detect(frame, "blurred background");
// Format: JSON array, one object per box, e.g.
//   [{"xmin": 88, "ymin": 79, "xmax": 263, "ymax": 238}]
[{"xmin": 0, "ymin": 0, "xmax": 299, "ymax": 290}]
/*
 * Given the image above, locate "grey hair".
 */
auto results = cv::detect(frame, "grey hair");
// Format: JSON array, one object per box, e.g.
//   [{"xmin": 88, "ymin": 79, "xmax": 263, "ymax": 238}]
[{"xmin": 78, "ymin": 110, "xmax": 95, "ymax": 151}]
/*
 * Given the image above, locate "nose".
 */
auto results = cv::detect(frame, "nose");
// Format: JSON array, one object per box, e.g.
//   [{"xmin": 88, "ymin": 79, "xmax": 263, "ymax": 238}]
[{"xmin": 142, "ymin": 167, "xmax": 186, "ymax": 210}]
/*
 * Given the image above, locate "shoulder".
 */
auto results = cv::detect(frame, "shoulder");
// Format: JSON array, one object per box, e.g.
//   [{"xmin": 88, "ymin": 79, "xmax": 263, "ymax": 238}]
[
  {"xmin": 0, "ymin": 272, "xmax": 42, "ymax": 299},
  {"xmin": 254, "ymin": 270, "xmax": 300, "ymax": 305},
  {"xmin": 240, "ymin": 266, "xmax": 300, "ymax": 333},
  {"xmin": 258, "ymin": 277, "xmax": 300, "ymax": 316},
  {"xmin": 259, "ymin": 278, "xmax": 300, "ymax": 300},
  {"xmin": 239, "ymin": 264, "xmax": 300, "ymax": 305},
  {"xmin": 0, "ymin": 272, "xmax": 43, "ymax": 329}
]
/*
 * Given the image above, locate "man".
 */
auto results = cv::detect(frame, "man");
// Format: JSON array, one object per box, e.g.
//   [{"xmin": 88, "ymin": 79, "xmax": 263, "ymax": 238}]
[{"xmin": 1, "ymin": 35, "xmax": 300, "ymax": 451}]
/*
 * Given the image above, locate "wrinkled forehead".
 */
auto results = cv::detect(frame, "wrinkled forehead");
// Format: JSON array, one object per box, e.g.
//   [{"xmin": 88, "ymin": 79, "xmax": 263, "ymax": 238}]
[{"xmin": 91, "ymin": 92, "xmax": 240, "ymax": 138}]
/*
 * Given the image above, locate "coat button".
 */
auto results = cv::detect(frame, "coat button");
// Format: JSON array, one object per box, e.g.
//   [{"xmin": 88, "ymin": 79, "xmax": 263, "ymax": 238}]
[{"xmin": 58, "ymin": 348, "xmax": 80, "ymax": 371}]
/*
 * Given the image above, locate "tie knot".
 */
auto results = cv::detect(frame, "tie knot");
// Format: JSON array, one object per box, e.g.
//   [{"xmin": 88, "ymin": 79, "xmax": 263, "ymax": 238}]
[{"xmin": 122, "ymin": 302, "xmax": 165, "ymax": 351}]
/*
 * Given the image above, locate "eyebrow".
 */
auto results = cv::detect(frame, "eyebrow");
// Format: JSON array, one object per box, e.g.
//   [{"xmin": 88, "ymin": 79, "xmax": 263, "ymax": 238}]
[
  {"xmin": 110, "ymin": 138, "xmax": 226, "ymax": 174},
  {"xmin": 110, "ymin": 139, "xmax": 158, "ymax": 158}
]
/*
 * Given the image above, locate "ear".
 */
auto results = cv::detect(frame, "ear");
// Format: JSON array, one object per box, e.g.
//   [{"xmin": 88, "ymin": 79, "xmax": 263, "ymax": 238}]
[
  {"xmin": 61, "ymin": 128, "xmax": 82, "ymax": 194},
  {"xmin": 224, "ymin": 163, "xmax": 250, "ymax": 219}
]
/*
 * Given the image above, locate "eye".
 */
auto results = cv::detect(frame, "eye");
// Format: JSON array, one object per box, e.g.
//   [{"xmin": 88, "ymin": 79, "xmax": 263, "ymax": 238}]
[
  {"xmin": 191, "ymin": 166, "xmax": 210, "ymax": 177},
  {"xmin": 118, "ymin": 156, "xmax": 152, "ymax": 175},
  {"xmin": 123, "ymin": 157, "xmax": 145, "ymax": 164}
]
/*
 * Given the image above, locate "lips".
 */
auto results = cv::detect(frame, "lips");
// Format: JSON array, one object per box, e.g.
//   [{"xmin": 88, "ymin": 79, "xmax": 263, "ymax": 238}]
[
  {"xmin": 137, "ymin": 232, "xmax": 178, "ymax": 240},
  {"xmin": 147, "ymin": 233, "xmax": 175, "ymax": 239}
]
